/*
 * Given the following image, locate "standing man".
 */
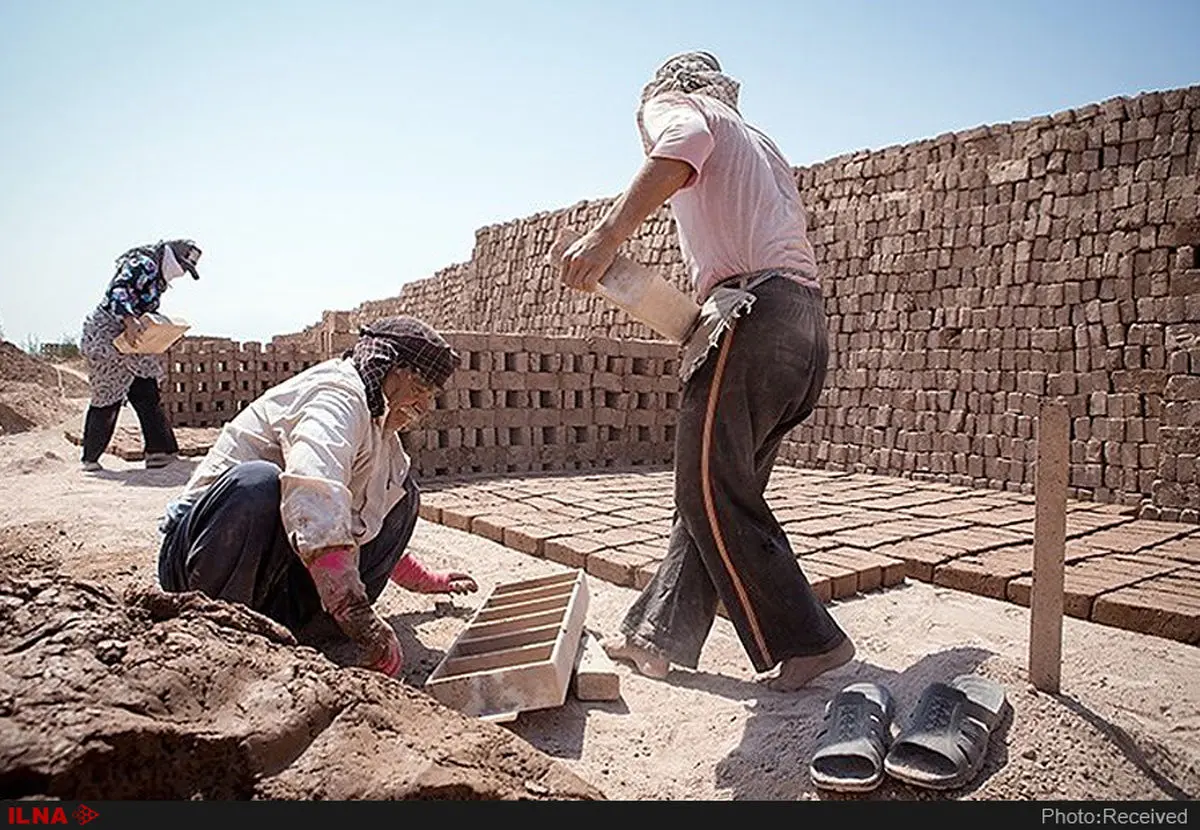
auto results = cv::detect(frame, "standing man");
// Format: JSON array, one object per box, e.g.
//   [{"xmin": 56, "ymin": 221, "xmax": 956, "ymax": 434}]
[{"xmin": 557, "ymin": 51, "xmax": 854, "ymax": 691}]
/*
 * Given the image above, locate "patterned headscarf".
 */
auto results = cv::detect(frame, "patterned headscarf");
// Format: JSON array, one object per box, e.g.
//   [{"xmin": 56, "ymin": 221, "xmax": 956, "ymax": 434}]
[
  {"xmin": 639, "ymin": 51, "xmax": 741, "ymax": 113},
  {"xmin": 346, "ymin": 316, "xmax": 461, "ymax": 418},
  {"xmin": 114, "ymin": 239, "xmax": 202, "ymax": 281}
]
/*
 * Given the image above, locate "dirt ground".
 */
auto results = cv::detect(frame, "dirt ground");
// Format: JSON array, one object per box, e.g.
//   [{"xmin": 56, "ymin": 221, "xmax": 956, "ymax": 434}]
[
  {"xmin": 0, "ymin": 343, "xmax": 87, "ymax": 436},
  {"xmin": 0, "ymin": 349, "xmax": 1197, "ymax": 801}
]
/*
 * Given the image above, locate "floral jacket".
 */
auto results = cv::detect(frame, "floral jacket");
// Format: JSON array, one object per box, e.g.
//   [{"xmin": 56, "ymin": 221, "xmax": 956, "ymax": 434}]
[{"xmin": 101, "ymin": 250, "xmax": 168, "ymax": 318}]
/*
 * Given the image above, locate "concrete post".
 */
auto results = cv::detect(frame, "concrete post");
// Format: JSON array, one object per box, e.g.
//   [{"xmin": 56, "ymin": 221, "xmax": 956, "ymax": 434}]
[{"xmin": 1030, "ymin": 401, "xmax": 1069, "ymax": 693}]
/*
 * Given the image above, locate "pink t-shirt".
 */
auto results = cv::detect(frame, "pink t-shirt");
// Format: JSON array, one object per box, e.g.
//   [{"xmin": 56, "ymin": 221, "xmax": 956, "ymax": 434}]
[{"xmin": 639, "ymin": 92, "xmax": 819, "ymax": 301}]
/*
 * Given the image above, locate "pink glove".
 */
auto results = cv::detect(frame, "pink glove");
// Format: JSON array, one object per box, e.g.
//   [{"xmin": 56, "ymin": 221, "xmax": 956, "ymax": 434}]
[
  {"xmin": 307, "ymin": 546, "xmax": 403, "ymax": 676},
  {"xmin": 390, "ymin": 555, "xmax": 479, "ymax": 595}
]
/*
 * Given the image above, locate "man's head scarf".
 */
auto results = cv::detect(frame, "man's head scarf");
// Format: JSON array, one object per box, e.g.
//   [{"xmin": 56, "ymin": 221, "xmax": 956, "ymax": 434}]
[
  {"xmin": 347, "ymin": 316, "xmax": 461, "ymax": 418},
  {"xmin": 638, "ymin": 51, "xmax": 741, "ymax": 113}
]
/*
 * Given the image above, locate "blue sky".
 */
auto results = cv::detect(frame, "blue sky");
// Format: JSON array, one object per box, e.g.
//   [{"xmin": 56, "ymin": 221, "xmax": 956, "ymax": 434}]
[{"xmin": 1, "ymin": 0, "xmax": 1197, "ymax": 349}]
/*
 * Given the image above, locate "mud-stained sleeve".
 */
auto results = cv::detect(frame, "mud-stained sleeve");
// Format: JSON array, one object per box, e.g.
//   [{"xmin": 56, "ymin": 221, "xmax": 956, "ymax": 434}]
[{"xmin": 277, "ymin": 386, "xmax": 369, "ymax": 563}]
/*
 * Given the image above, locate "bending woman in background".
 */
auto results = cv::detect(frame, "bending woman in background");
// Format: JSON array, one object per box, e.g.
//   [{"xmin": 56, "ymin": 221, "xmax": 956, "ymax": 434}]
[{"xmin": 78, "ymin": 239, "xmax": 202, "ymax": 471}]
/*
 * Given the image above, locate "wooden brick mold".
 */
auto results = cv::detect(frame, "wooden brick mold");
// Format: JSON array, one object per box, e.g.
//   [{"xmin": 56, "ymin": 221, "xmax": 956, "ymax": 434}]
[{"xmin": 424, "ymin": 570, "xmax": 589, "ymax": 722}]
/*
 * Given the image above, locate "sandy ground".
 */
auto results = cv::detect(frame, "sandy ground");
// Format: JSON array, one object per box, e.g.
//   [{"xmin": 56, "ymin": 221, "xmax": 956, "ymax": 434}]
[{"xmin": 1, "ymin": 399, "xmax": 1198, "ymax": 801}]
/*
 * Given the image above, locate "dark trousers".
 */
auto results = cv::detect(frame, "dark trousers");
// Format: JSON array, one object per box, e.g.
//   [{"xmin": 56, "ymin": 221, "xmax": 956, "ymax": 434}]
[
  {"xmin": 621, "ymin": 278, "xmax": 848, "ymax": 673},
  {"xmin": 82, "ymin": 376, "xmax": 179, "ymax": 463},
  {"xmin": 157, "ymin": 460, "xmax": 421, "ymax": 631}
]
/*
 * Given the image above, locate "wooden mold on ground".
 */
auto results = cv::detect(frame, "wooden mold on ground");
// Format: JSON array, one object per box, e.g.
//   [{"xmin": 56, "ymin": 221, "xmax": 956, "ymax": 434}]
[{"xmin": 424, "ymin": 570, "xmax": 589, "ymax": 722}]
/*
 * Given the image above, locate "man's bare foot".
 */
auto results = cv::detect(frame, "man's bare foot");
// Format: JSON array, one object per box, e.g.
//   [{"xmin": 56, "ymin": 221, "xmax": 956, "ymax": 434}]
[
  {"xmin": 601, "ymin": 634, "xmax": 669, "ymax": 680},
  {"xmin": 758, "ymin": 638, "xmax": 856, "ymax": 692}
]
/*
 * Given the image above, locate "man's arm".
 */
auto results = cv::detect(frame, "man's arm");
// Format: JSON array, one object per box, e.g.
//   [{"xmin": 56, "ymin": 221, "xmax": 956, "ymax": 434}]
[{"xmin": 559, "ymin": 156, "xmax": 693, "ymax": 292}]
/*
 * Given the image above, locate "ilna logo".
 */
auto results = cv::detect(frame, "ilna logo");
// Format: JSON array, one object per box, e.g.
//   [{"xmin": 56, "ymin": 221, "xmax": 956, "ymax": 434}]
[{"xmin": 6, "ymin": 805, "xmax": 98, "ymax": 826}]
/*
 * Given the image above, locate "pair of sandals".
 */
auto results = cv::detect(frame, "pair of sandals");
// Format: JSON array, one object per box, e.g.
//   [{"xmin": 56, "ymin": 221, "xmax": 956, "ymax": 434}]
[{"xmin": 809, "ymin": 674, "xmax": 1009, "ymax": 793}]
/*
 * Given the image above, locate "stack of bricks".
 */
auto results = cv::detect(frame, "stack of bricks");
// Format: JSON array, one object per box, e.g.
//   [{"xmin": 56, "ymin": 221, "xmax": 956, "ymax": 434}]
[
  {"xmin": 777, "ymin": 86, "xmax": 1199, "ymax": 517},
  {"xmin": 289, "ymin": 206, "xmax": 690, "ymax": 346},
  {"xmin": 1149, "ymin": 314, "xmax": 1200, "ymax": 522},
  {"xmin": 267, "ymin": 310, "xmax": 357, "ymax": 356},
  {"xmin": 403, "ymin": 332, "xmax": 679, "ymax": 479},
  {"xmin": 162, "ymin": 338, "xmax": 325, "ymax": 428},
  {"xmin": 345, "ymin": 262, "xmax": 473, "ymax": 334},
  {"xmin": 245, "ymin": 84, "xmax": 1200, "ymax": 518},
  {"xmin": 158, "ymin": 331, "xmax": 682, "ymax": 475}
]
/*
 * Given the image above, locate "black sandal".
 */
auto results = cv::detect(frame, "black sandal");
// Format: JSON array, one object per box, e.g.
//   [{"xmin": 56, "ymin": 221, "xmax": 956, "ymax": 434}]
[
  {"xmin": 809, "ymin": 682, "xmax": 895, "ymax": 792},
  {"xmin": 883, "ymin": 674, "xmax": 1009, "ymax": 790}
]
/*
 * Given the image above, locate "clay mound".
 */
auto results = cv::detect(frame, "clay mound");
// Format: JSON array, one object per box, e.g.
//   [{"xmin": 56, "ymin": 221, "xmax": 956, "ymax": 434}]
[
  {"xmin": 0, "ymin": 525, "xmax": 604, "ymax": 801},
  {"xmin": 0, "ymin": 381, "xmax": 84, "ymax": 435},
  {"xmin": 0, "ymin": 341, "xmax": 89, "ymax": 397},
  {"xmin": 0, "ymin": 342, "xmax": 89, "ymax": 434}
]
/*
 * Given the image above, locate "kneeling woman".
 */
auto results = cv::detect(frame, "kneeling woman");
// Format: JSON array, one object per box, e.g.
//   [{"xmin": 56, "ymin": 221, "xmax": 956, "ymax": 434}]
[{"xmin": 158, "ymin": 316, "xmax": 477, "ymax": 678}]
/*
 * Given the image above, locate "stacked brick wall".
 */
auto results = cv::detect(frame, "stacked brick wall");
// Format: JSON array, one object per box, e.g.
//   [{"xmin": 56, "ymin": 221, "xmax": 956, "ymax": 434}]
[
  {"xmin": 405, "ymin": 332, "xmax": 677, "ymax": 479},
  {"xmin": 775, "ymin": 88, "xmax": 1199, "ymax": 520},
  {"xmin": 1152, "ymin": 319, "xmax": 1200, "ymax": 520},
  {"xmin": 312, "ymin": 216, "xmax": 683, "ymax": 342},
  {"xmin": 163, "ymin": 337, "xmax": 325, "ymax": 428},
  {"xmin": 225, "ymin": 85, "xmax": 1200, "ymax": 518},
  {"xmin": 161, "ymin": 332, "xmax": 680, "ymax": 476},
  {"xmin": 349, "ymin": 262, "xmax": 474, "ymax": 334}
]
